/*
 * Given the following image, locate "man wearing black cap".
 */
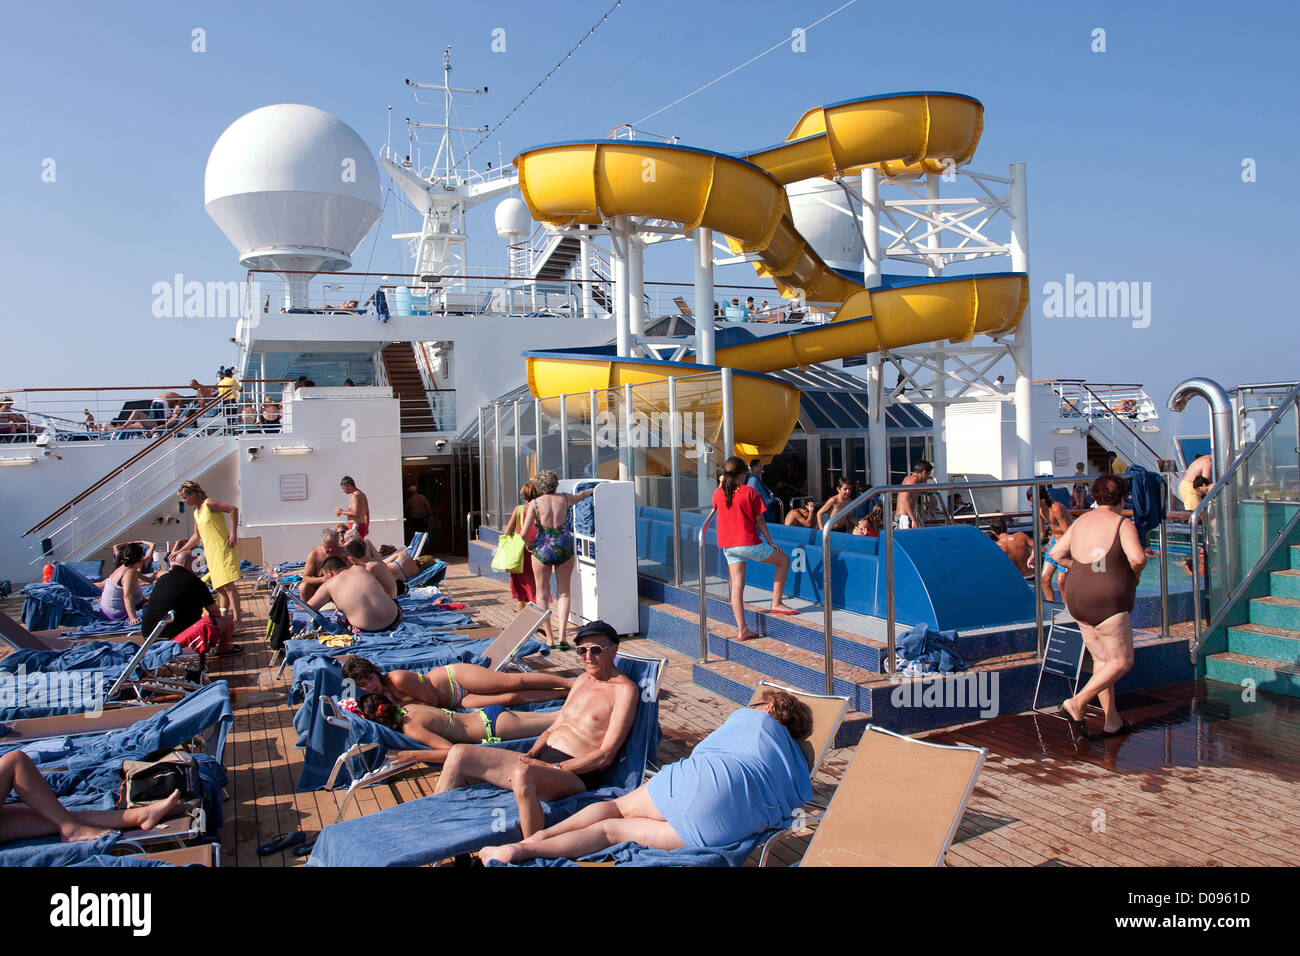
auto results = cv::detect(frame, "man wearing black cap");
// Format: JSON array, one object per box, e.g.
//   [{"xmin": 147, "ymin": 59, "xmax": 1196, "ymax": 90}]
[{"xmin": 435, "ymin": 619, "xmax": 638, "ymax": 837}]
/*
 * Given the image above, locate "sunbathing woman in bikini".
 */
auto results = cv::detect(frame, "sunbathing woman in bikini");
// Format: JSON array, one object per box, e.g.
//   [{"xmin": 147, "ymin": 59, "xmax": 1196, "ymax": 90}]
[
  {"xmin": 341, "ymin": 656, "xmax": 572, "ymax": 710},
  {"xmin": 359, "ymin": 694, "xmax": 559, "ymax": 765}
]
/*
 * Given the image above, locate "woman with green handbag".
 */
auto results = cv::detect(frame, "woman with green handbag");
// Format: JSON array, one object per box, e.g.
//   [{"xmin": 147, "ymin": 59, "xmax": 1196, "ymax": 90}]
[{"xmin": 501, "ymin": 482, "xmax": 540, "ymax": 611}]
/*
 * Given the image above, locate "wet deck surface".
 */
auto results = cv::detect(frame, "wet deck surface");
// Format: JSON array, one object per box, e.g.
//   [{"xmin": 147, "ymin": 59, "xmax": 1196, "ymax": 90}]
[{"xmin": 6, "ymin": 560, "xmax": 1299, "ymax": 866}]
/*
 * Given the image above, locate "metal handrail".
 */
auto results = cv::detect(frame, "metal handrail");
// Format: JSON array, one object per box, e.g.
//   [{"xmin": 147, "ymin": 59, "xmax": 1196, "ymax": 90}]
[
  {"xmin": 818, "ymin": 472, "xmax": 1170, "ymax": 694},
  {"xmin": 1188, "ymin": 382, "xmax": 1300, "ymax": 658},
  {"xmin": 22, "ymin": 393, "xmax": 229, "ymax": 538},
  {"xmin": 698, "ymin": 508, "xmax": 717, "ymax": 663},
  {"xmin": 1072, "ymin": 381, "xmax": 1167, "ymax": 468}
]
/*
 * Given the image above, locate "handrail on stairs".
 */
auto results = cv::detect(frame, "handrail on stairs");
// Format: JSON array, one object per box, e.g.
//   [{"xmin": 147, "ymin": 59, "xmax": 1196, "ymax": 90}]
[{"xmin": 22, "ymin": 393, "xmax": 229, "ymax": 538}]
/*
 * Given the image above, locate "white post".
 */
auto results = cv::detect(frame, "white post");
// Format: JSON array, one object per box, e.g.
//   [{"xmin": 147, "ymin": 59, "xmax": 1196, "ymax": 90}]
[
  {"xmin": 613, "ymin": 216, "xmax": 631, "ymax": 357},
  {"xmin": 1009, "ymin": 162, "xmax": 1034, "ymax": 482},
  {"xmin": 579, "ymin": 226, "xmax": 596, "ymax": 319},
  {"xmin": 693, "ymin": 227, "xmax": 716, "ymax": 365},
  {"xmin": 628, "ymin": 221, "xmax": 645, "ymax": 345},
  {"xmin": 860, "ymin": 171, "xmax": 887, "ymax": 486},
  {"xmin": 720, "ymin": 368, "xmax": 735, "ymax": 459},
  {"xmin": 926, "ymin": 174, "xmax": 947, "ymax": 482}
]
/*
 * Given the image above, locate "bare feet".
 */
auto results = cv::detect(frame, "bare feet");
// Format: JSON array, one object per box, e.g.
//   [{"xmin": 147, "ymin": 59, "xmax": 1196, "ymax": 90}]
[
  {"xmin": 478, "ymin": 843, "xmax": 522, "ymax": 865},
  {"xmin": 137, "ymin": 790, "xmax": 182, "ymax": 831},
  {"xmin": 60, "ymin": 822, "xmax": 114, "ymax": 843},
  {"xmin": 1061, "ymin": 699, "xmax": 1083, "ymax": 723}
]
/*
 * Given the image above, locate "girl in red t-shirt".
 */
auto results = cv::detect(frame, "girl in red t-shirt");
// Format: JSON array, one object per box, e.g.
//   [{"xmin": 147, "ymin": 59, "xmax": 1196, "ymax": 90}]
[{"xmin": 711, "ymin": 456, "xmax": 798, "ymax": 639}]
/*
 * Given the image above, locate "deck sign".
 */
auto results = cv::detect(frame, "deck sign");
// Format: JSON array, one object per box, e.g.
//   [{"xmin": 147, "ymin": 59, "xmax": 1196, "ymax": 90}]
[
  {"xmin": 279, "ymin": 474, "xmax": 308, "ymax": 501},
  {"xmin": 1033, "ymin": 616, "xmax": 1087, "ymax": 710}
]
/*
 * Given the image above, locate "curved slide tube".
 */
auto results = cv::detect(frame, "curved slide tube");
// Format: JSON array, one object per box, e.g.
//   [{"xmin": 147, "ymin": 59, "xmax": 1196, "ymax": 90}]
[{"xmin": 514, "ymin": 92, "xmax": 1028, "ymax": 458}]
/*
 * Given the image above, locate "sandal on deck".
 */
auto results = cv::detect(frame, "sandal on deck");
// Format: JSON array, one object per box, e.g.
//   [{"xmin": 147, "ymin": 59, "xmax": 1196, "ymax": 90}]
[
  {"xmin": 1099, "ymin": 720, "xmax": 1134, "ymax": 738},
  {"xmin": 257, "ymin": 830, "xmax": 305, "ymax": 856},
  {"xmin": 1056, "ymin": 704, "xmax": 1089, "ymax": 737}
]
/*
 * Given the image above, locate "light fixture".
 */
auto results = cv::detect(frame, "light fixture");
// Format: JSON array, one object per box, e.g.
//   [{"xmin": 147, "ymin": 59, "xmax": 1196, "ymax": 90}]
[
  {"xmin": 1052, "ymin": 426, "xmax": 1079, "ymax": 435},
  {"xmin": 1140, "ymin": 424, "xmax": 1161, "ymax": 433},
  {"xmin": 0, "ymin": 456, "xmax": 37, "ymax": 466},
  {"xmin": 272, "ymin": 445, "xmax": 314, "ymax": 456},
  {"xmin": 403, "ymin": 455, "xmax": 433, "ymax": 462}
]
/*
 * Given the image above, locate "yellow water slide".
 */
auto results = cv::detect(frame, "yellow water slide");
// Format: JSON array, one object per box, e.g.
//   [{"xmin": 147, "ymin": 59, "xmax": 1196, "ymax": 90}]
[{"xmin": 515, "ymin": 92, "xmax": 1028, "ymax": 457}]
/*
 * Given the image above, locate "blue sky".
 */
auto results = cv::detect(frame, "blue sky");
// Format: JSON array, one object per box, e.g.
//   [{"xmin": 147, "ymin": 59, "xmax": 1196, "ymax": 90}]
[{"xmin": 1, "ymin": 0, "xmax": 1296, "ymax": 441}]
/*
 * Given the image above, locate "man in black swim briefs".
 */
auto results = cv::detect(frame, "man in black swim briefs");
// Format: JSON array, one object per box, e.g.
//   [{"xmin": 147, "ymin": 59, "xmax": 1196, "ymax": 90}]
[{"xmin": 434, "ymin": 620, "xmax": 640, "ymax": 837}]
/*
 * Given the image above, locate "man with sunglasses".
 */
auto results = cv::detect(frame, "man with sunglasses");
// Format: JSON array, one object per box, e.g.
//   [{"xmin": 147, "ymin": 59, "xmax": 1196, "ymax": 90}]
[{"xmin": 435, "ymin": 620, "xmax": 638, "ymax": 837}]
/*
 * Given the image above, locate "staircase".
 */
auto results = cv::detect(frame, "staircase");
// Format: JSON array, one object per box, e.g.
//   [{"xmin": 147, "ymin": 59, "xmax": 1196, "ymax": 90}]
[
  {"xmin": 532, "ymin": 233, "xmax": 582, "ymax": 281},
  {"xmin": 380, "ymin": 343, "xmax": 437, "ymax": 432},
  {"xmin": 1204, "ymin": 544, "xmax": 1300, "ymax": 698}
]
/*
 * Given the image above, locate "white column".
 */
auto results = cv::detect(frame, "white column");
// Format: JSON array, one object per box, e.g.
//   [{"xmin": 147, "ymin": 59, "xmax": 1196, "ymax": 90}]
[
  {"xmin": 579, "ymin": 226, "xmax": 596, "ymax": 319},
  {"xmin": 613, "ymin": 215, "xmax": 631, "ymax": 357},
  {"xmin": 627, "ymin": 221, "xmax": 644, "ymax": 343},
  {"xmin": 1009, "ymin": 162, "xmax": 1034, "ymax": 482},
  {"xmin": 693, "ymin": 227, "xmax": 715, "ymax": 365},
  {"xmin": 861, "ymin": 171, "xmax": 887, "ymax": 486},
  {"xmin": 926, "ymin": 174, "xmax": 947, "ymax": 481}
]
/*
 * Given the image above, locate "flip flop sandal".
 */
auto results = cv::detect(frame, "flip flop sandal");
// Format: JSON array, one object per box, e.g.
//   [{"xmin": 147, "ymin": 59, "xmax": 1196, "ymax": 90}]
[
  {"xmin": 1056, "ymin": 705, "xmax": 1090, "ymax": 737},
  {"xmin": 213, "ymin": 645, "xmax": 244, "ymax": 657},
  {"xmin": 1099, "ymin": 720, "xmax": 1134, "ymax": 738},
  {"xmin": 292, "ymin": 839, "xmax": 316, "ymax": 858},
  {"xmin": 767, "ymin": 607, "xmax": 799, "ymax": 616},
  {"xmin": 257, "ymin": 830, "xmax": 305, "ymax": 855}
]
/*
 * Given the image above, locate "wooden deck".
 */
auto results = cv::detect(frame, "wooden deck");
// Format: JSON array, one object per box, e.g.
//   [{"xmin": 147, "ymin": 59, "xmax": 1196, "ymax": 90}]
[{"xmin": 6, "ymin": 560, "xmax": 1300, "ymax": 866}]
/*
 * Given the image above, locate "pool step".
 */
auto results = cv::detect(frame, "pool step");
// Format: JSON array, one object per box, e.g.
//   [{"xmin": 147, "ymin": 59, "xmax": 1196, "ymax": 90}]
[
  {"xmin": 1248, "ymin": 596, "xmax": 1300, "ymax": 632},
  {"xmin": 1204, "ymin": 651, "xmax": 1300, "ymax": 699},
  {"xmin": 1269, "ymin": 569, "xmax": 1300, "ymax": 600},
  {"xmin": 1225, "ymin": 623, "xmax": 1300, "ymax": 666},
  {"xmin": 1291, "ymin": 545, "xmax": 1300, "ymax": 571}
]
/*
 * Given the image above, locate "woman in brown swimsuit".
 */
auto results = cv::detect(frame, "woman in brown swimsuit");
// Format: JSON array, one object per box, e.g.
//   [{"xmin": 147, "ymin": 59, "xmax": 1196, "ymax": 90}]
[{"xmin": 1048, "ymin": 474, "xmax": 1148, "ymax": 738}]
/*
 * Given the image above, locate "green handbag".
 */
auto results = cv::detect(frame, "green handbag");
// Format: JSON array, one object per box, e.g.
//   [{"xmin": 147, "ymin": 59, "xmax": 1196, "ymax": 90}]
[{"xmin": 491, "ymin": 507, "xmax": 528, "ymax": 574}]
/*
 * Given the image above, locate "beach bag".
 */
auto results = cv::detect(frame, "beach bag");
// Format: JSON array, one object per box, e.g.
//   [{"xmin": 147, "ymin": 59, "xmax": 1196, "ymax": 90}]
[
  {"xmin": 120, "ymin": 751, "xmax": 203, "ymax": 807},
  {"xmin": 492, "ymin": 533, "xmax": 527, "ymax": 574}
]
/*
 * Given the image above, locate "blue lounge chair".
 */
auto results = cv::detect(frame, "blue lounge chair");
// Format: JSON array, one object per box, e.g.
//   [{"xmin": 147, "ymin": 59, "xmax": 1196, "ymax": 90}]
[{"xmin": 306, "ymin": 653, "xmax": 665, "ymax": 866}]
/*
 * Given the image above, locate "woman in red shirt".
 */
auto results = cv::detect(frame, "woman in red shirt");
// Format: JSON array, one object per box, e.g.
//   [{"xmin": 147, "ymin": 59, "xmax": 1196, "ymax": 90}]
[{"xmin": 712, "ymin": 456, "xmax": 798, "ymax": 640}]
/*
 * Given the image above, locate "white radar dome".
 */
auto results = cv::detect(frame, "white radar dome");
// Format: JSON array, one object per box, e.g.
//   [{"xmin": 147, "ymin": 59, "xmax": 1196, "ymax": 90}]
[
  {"xmin": 787, "ymin": 177, "xmax": 865, "ymax": 276},
  {"xmin": 494, "ymin": 197, "xmax": 532, "ymax": 238},
  {"xmin": 204, "ymin": 104, "xmax": 383, "ymax": 275}
]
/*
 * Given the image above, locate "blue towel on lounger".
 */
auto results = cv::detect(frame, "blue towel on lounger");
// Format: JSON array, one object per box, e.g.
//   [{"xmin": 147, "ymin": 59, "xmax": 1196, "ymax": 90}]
[
  {"xmin": 20, "ymin": 583, "xmax": 99, "ymax": 631},
  {"xmin": 307, "ymin": 656, "xmax": 662, "ymax": 866},
  {"xmin": 489, "ymin": 833, "xmax": 775, "ymax": 868},
  {"xmin": 1, "ymin": 640, "xmax": 180, "ymax": 674},
  {"xmin": 0, "ymin": 642, "xmax": 186, "ymax": 721},
  {"xmin": 0, "ymin": 831, "xmax": 121, "ymax": 867},
  {"xmin": 53, "ymin": 563, "xmax": 103, "ymax": 597},
  {"xmin": 288, "ymin": 637, "xmax": 503, "ymax": 704},
  {"xmin": 59, "ymin": 619, "xmax": 143, "ymax": 639}
]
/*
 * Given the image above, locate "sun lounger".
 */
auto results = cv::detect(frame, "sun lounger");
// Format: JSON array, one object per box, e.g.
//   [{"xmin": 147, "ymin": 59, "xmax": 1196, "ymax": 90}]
[
  {"xmin": 758, "ymin": 724, "xmax": 986, "ymax": 866},
  {"xmin": 499, "ymin": 680, "xmax": 851, "ymax": 868},
  {"xmin": 306, "ymin": 653, "xmax": 666, "ymax": 866},
  {"xmin": 1, "ymin": 703, "xmax": 172, "ymax": 746}
]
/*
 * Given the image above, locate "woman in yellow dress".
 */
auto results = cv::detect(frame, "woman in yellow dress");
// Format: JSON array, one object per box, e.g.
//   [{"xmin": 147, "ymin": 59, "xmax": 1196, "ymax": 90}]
[{"xmin": 170, "ymin": 480, "xmax": 243, "ymax": 625}]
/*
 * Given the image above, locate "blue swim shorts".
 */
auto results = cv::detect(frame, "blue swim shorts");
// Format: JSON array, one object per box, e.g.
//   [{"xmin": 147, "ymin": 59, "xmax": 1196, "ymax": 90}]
[{"xmin": 723, "ymin": 542, "xmax": 775, "ymax": 566}]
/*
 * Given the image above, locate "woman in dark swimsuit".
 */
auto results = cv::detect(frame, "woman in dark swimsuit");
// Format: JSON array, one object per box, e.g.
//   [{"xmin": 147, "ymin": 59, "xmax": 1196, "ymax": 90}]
[
  {"xmin": 521, "ymin": 470, "xmax": 596, "ymax": 649},
  {"xmin": 1049, "ymin": 474, "xmax": 1148, "ymax": 738}
]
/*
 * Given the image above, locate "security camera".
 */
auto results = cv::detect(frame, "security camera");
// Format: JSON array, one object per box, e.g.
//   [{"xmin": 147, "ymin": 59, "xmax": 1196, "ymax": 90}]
[
  {"xmin": 247, "ymin": 446, "xmax": 259, "ymax": 461},
  {"xmin": 435, "ymin": 439, "xmax": 447, "ymax": 451}
]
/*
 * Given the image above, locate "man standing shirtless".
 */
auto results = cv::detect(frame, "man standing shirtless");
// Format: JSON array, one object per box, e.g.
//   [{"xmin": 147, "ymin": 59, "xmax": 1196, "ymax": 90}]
[
  {"xmin": 306, "ymin": 556, "xmax": 402, "ymax": 633},
  {"xmin": 1178, "ymin": 454, "xmax": 1213, "ymax": 511},
  {"xmin": 336, "ymin": 476, "xmax": 370, "ymax": 538},
  {"xmin": 434, "ymin": 620, "xmax": 639, "ymax": 837},
  {"xmin": 1027, "ymin": 487, "xmax": 1074, "ymax": 602},
  {"xmin": 896, "ymin": 459, "xmax": 933, "ymax": 529},
  {"xmin": 300, "ymin": 527, "xmax": 345, "ymax": 602}
]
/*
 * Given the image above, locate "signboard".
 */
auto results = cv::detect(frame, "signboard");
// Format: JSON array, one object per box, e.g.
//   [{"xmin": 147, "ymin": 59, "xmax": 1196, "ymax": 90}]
[
  {"xmin": 1033, "ymin": 618, "xmax": 1088, "ymax": 711},
  {"xmin": 279, "ymin": 473, "xmax": 308, "ymax": 501},
  {"xmin": 1053, "ymin": 445, "xmax": 1070, "ymax": 467}
]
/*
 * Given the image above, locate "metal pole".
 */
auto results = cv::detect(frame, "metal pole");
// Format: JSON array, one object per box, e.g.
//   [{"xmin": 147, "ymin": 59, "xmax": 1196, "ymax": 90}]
[
  {"xmin": 559, "ymin": 394, "xmax": 569, "ymax": 480},
  {"xmin": 533, "ymin": 400, "xmax": 543, "ymax": 473},
  {"xmin": 822, "ymin": 517, "xmax": 834, "ymax": 690},
  {"xmin": 589, "ymin": 388, "xmax": 599, "ymax": 480},
  {"xmin": 621, "ymin": 382, "xmax": 634, "ymax": 482},
  {"xmin": 884, "ymin": 490, "xmax": 895, "ymax": 675},
  {"xmin": 669, "ymin": 376, "xmax": 682, "ymax": 587},
  {"xmin": 512, "ymin": 401, "xmax": 522, "ymax": 501},
  {"xmin": 720, "ymin": 368, "xmax": 735, "ymax": 459},
  {"xmin": 1009, "ymin": 163, "xmax": 1034, "ymax": 485},
  {"xmin": 1032, "ymin": 479, "xmax": 1044, "ymax": 655},
  {"xmin": 859, "ymin": 169, "xmax": 881, "ymax": 289},
  {"xmin": 492, "ymin": 404, "xmax": 502, "ymax": 528},
  {"xmin": 477, "ymin": 406, "xmax": 485, "ymax": 533},
  {"xmin": 579, "ymin": 226, "xmax": 596, "ymax": 318},
  {"xmin": 693, "ymin": 227, "xmax": 715, "ymax": 365},
  {"xmin": 1159, "ymin": 520, "xmax": 1170, "ymax": 637},
  {"xmin": 698, "ymin": 510, "xmax": 715, "ymax": 663}
]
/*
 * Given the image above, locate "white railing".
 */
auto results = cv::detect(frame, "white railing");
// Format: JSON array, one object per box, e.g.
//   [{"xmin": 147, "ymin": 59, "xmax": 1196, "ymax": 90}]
[{"xmin": 30, "ymin": 428, "xmax": 237, "ymax": 567}]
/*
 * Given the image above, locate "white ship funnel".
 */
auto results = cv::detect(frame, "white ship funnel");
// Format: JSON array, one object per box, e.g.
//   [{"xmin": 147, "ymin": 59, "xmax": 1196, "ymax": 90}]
[{"xmin": 204, "ymin": 104, "xmax": 382, "ymax": 307}]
